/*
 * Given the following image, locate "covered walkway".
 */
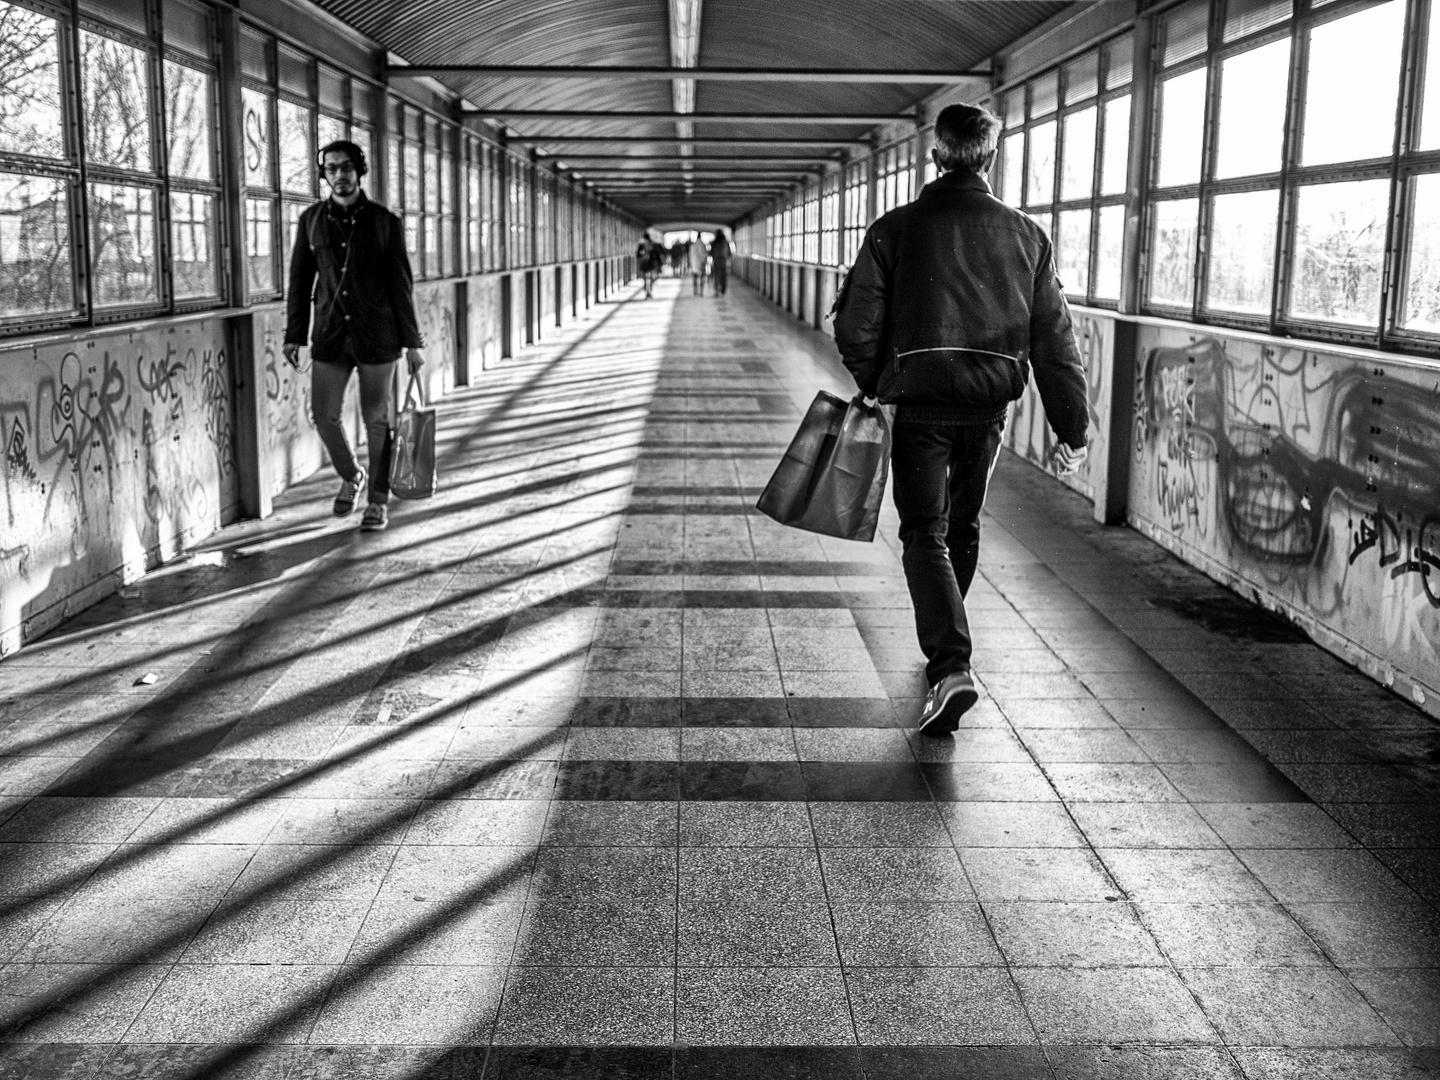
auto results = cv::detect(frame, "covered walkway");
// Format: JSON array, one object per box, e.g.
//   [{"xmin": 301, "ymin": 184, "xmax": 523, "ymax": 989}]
[{"xmin": 1, "ymin": 280, "xmax": 1437, "ymax": 1078}]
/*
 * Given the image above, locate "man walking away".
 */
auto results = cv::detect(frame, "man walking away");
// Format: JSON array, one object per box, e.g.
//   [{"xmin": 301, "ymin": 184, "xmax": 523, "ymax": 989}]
[
  {"xmin": 284, "ymin": 139, "xmax": 425, "ymax": 533},
  {"xmin": 687, "ymin": 235, "xmax": 709, "ymax": 295},
  {"xmin": 833, "ymin": 103, "xmax": 1089, "ymax": 737},
  {"xmin": 637, "ymin": 236, "xmax": 660, "ymax": 297},
  {"xmin": 710, "ymin": 229, "xmax": 731, "ymax": 295}
]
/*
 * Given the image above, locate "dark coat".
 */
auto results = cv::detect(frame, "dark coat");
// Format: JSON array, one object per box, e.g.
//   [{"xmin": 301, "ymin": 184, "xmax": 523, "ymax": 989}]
[
  {"xmin": 833, "ymin": 170, "xmax": 1088, "ymax": 447},
  {"xmin": 285, "ymin": 193, "xmax": 424, "ymax": 363}
]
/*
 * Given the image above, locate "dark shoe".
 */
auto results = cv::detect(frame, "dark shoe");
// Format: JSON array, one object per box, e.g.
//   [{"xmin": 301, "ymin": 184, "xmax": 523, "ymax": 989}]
[
  {"xmin": 334, "ymin": 467, "xmax": 366, "ymax": 516},
  {"xmin": 360, "ymin": 503, "xmax": 388, "ymax": 532},
  {"xmin": 917, "ymin": 670, "xmax": 978, "ymax": 737}
]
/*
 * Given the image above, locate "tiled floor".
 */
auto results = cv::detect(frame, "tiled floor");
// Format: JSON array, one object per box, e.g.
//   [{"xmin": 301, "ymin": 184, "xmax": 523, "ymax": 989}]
[{"xmin": 1, "ymin": 275, "xmax": 1438, "ymax": 1079}]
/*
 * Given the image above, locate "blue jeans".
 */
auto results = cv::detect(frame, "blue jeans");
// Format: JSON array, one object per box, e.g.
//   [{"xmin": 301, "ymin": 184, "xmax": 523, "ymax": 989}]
[
  {"xmin": 890, "ymin": 419, "xmax": 1005, "ymax": 685},
  {"xmin": 310, "ymin": 340, "xmax": 394, "ymax": 505}
]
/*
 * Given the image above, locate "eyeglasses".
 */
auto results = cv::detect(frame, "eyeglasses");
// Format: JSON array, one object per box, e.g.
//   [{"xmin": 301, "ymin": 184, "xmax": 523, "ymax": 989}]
[{"xmin": 322, "ymin": 162, "xmax": 356, "ymax": 176}]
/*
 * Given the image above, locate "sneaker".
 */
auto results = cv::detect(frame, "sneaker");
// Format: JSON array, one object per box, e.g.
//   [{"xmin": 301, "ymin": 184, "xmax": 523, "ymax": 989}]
[
  {"xmin": 334, "ymin": 467, "xmax": 366, "ymax": 516},
  {"xmin": 360, "ymin": 503, "xmax": 388, "ymax": 532},
  {"xmin": 916, "ymin": 670, "xmax": 978, "ymax": 737}
]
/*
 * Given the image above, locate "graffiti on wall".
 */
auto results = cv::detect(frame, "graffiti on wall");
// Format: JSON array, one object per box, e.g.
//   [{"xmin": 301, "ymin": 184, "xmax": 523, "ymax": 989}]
[
  {"xmin": 0, "ymin": 323, "xmax": 238, "ymax": 651},
  {"xmin": 1008, "ymin": 311, "xmax": 1112, "ymax": 507},
  {"xmin": 1130, "ymin": 328, "xmax": 1440, "ymax": 690}
]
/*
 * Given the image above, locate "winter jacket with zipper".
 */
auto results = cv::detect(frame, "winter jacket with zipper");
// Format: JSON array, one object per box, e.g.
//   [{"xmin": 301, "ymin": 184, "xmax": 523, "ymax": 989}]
[
  {"xmin": 284, "ymin": 192, "xmax": 423, "ymax": 364},
  {"xmin": 832, "ymin": 169, "xmax": 1089, "ymax": 448}
]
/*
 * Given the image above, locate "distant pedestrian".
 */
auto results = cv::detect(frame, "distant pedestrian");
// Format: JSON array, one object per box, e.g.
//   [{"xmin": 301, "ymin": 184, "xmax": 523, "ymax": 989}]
[
  {"xmin": 637, "ymin": 236, "xmax": 662, "ymax": 297},
  {"xmin": 687, "ymin": 237, "xmax": 709, "ymax": 295},
  {"xmin": 670, "ymin": 243, "xmax": 684, "ymax": 277},
  {"xmin": 710, "ymin": 229, "xmax": 731, "ymax": 295},
  {"xmin": 834, "ymin": 103, "xmax": 1089, "ymax": 736},
  {"xmin": 284, "ymin": 139, "xmax": 424, "ymax": 534}
]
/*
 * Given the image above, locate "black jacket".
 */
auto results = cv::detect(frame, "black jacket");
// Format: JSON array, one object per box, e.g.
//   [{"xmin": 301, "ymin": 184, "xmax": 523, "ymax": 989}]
[
  {"xmin": 833, "ymin": 170, "xmax": 1088, "ymax": 447},
  {"xmin": 285, "ymin": 193, "xmax": 424, "ymax": 363}
]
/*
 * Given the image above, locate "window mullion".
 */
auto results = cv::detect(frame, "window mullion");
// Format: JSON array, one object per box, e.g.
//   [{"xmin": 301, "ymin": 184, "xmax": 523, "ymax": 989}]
[
  {"xmin": 66, "ymin": 0, "xmax": 92, "ymax": 322},
  {"xmin": 1380, "ymin": 0, "xmax": 1425, "ymax": 340},
  {"xmin": 1272, "ymin": 6, "xmax": 1308, "ymax": 330}
]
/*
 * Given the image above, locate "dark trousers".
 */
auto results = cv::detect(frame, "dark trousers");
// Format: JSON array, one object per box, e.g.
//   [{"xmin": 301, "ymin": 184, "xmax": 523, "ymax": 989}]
[
  {"xmin": 890, "ymin": 419, "xmax": 1005, "ymax": 685},
  {"xmin": 311, "ymin": 342, "xmax": 395, "ymax": 505},
  {"xmin": 713, "ymin": 261, "xmax": 728, "ymax": 294}
]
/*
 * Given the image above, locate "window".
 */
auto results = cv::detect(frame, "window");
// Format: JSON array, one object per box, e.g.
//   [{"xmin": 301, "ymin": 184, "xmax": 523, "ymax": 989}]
[
  {"xmin": 0, "ymin": 2, "xmax": 77, "ymax": 324},
  {"xmin": 82, "ymin": 25, "xmax": 161, "ymax": 311},
  {"xmin": 163, "ymin": 5, "xmax": 220, "ymax": 303},
  {"xmin": 1001, "ymin": 34, "xmax": 1132, "ymax": 305},
  {"xmin": 240, "ymin": 29, "xmax": 277, "ymax": 296},
  {"xmin": 1120, "ymin": 0, "xmax": 1440, "ymax": 349}
]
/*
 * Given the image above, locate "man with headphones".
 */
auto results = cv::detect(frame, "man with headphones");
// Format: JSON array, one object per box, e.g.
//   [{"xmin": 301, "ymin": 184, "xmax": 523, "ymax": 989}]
[{"xmin": 284, "ymin": 139, "xmax": 425, "ymax": 532}]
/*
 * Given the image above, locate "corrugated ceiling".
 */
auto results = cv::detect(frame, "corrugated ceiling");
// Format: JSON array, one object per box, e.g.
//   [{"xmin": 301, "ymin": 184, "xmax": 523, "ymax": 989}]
[{"xmin": 309, "ymin": 0, "xmax": 1073, "ymax": 223}]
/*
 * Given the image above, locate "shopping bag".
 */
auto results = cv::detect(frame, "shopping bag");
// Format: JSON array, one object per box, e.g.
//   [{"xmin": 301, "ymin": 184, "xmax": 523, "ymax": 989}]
[
  {"xmin": 389, "ymin": 374, "xmax": 437, "ymax": 499},
  {"xmin": 756, "ymin": 391, "xmax": 891, "ymax": 542}
]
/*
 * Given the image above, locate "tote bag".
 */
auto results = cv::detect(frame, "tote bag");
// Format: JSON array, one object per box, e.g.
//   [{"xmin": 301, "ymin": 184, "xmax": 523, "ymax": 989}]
[
  {"xmin": 756, "ymin": 391, "xmax": 891, "ymax": 542},
  {"xmin": 389, "ymin": 374, "xmax": 438, "ymax": 499}
]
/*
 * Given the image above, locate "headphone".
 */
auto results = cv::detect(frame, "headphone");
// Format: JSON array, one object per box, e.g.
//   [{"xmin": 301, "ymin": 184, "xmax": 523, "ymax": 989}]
[{"xmin": 317, "ymin": 140, "xmax": 368, "ymax": 179}]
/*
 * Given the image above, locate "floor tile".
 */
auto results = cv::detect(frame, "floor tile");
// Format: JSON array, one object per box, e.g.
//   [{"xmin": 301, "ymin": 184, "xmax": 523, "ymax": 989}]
[
  {"xmin": 680, "ymin": 761, "xmax": 806, "ymax": 800},
  {"xmin": 678, "ymin": 901, "xmax": 840, "ymax": 965},
  {"xmin": 1287, "ymin": 901, "xmax": 1440, "ymax": 967},
  {"xmin": 1045, "ymin": 1046, "xmax": 1242, "ymax": 1079},
  {"xmin": 1182, "ymin": 967, "xmax": 1399, "ymax": 1047},
  {"xmin": 940, "ymin": 802, "xmax": 1087, "ymax": 848},
  {"xmin": 494, "ymin": 967, "xmax": 675, "ymax": 1045},
  {"xmin": 1013, "ymin": 967, "xmax": 1217, "ymax": 1044},
  {"xmin": 808, "ymin": 802, "xmax": 949, "ymax": 847},
  {"xmin": 677, "ymin": 1046, "xmax": 863, "ymax": 1080},
  {"xmin": 961, "ymin": 848, "xmax": 1117, "ymax": 902},
  {"xmin": 1138, "ymin": 901, "xmax": 1327, "ymax": 966},
  {"xmin": 820, "ymin": 847, "xmax": 972, "ymax": 902},
  {"xmin": 1072, "ymin": 803, "xmax": 1225, "ymax": 849},
  {"xmin": 532, "ymin": 848, "xmax": 676, "ymax": 902},
  {"xmin": 1346, "ymin": 967, "xmax": 1440, "ymax": 1046},
  {"xmin": 680, "ymin": 847, "xmax": 825, "ymax": 902},
  {"xmin": 676, "ymin": 966, "xmax": 854, "ymax": 1045},
  {"xmin": 986, "ymin": 901, "xmax": 1164, "ymax": 967},
  {"xmin": 678, "ymin": 800, "xmax": 813, "ymax": 847},
  {"xmin": 124, "ymin": 962, "xmax": 335, "ymax": 1043},
  {"xmin": 541, "ymin": 800, "xmax": 678, "ymax": 847},
  {"xmin": 486, "ymin": 1046, "xmax": 674, "ymax": 1080},
  {"xmin": 846, "ymin": 967, "xmax": 1033, "ymax": 1045},
  {"xmin": 830, "ymin": 902, "xmax": 1002, "ymax": 967},
  {"xmin": 309, "ymin": 964, "xmax": 504, "ymax": 1045},
  {"xmin": 514, "ymin": 901, "xmax": 675, "ymax": 966},
  {"xmin": 0, "ymin": 961, "xmax": 169, "ymax": 1043}
]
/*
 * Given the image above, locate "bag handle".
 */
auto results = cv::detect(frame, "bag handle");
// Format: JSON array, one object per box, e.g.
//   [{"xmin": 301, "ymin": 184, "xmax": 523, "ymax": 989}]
[{"xmin": 403, "ymin": 372, "xmax": 424, "ymax": 411}]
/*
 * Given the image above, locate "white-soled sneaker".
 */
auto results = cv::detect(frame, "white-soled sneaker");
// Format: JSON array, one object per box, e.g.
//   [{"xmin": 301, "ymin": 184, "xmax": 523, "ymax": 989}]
[
  {"xmin": 334, "ymin": 467, "xmax": 366, "ymax": 516},
  {"xmin": 360, "ymin": 503, "xmax": 388, "ymax": 532},
  {"xmin": 916, "ymin": 670, "xmax": 979, "ymax": 737}
]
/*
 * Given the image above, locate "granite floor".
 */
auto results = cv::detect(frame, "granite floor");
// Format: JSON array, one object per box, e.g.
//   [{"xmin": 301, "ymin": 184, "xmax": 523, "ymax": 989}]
[{"xmin": 1, "ymin": 276, "xmax": 1438, "ymax": 1079}]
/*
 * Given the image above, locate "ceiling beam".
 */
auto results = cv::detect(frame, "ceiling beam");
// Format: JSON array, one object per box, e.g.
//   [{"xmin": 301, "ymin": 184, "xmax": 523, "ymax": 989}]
[
  {"xmin": 543, "ymin": 154, "xmax": 839, "ymax": 163},
  {"xmin": 391, "ymin": 64, "xmax": 987, "ymax": 83},
  {"xmin": 463, "ymin": 110, "xmax": 904, "ymax": 124},
  {"xmin": 504, "ymin": 135, "xmax": 867, "ymax": 146}
]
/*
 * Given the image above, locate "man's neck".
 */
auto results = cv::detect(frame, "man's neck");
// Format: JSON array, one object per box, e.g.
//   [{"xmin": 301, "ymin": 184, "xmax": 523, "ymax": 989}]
[{"xmin": 330, "ymin": 189, "xmax": 363, "ymax": 210}]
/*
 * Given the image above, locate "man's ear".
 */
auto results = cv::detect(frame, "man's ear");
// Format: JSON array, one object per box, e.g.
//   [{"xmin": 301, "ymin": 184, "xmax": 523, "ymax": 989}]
[
  {"xmin": 981, "ymin": 148, "xmax": 997, "ymax": 174},
  {"xmin": 931, "ymin": 147, "xmax": 944, "ymax": 171}
]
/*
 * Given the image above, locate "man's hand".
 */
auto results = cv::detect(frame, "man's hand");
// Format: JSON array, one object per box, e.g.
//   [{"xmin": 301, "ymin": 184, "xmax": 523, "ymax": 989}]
[
  {"xmin": 283, "ymin": 343, "xmax": 302, "ymax": 369},
  {"xmin": 405, "ymin": 348, "xmax": 425, "ymax": 376},
  {"xmin": 1054, "ymin": 442, "xmax": 1088, "ymax": 477}
]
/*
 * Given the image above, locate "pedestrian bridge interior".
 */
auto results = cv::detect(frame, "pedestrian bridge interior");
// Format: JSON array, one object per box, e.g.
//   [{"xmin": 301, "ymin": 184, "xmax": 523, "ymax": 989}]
[{"xmin": 1, "ymin": 0, "xmax": 1439, "ymax": 1076}]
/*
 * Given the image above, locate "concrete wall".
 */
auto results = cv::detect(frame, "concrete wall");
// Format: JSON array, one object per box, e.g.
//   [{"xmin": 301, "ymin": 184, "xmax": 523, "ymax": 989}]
[
  {"xmin": 1128, "ymin": 323, "xmax": 1440, "ymax": 713},
  {"xmin": 0, "ymin": 316, "xmax": 241, "ymax": 652},
  {"xmin": 0, "ymin": 256, "xmax": 632, "ymax": 654},
  {"xmin": 1006, "ymin": 308, "xmax": 1118, "ymax": 516}
]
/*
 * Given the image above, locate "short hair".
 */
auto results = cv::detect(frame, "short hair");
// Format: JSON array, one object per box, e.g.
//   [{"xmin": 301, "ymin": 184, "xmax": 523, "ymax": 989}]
[
  {"xmin": 933, "ymin": 104, "xmax": 1003, "ymax": 174},
  {"xmin": 318, "ymin": 140, "xmax": 368, "ymax": 179}
]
